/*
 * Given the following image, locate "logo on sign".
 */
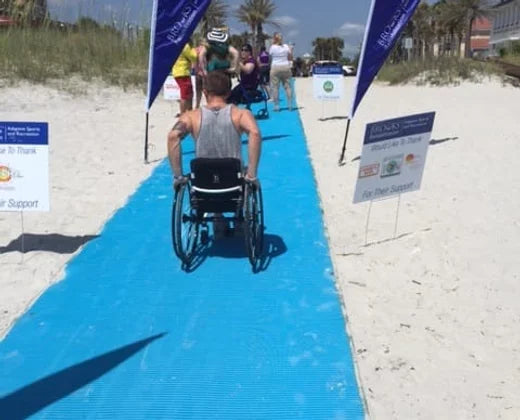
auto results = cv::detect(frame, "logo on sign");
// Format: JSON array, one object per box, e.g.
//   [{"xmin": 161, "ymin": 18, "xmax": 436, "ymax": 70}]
[
  {"xmin": 0, "ymin": 165, "xmax": 11, "ymax": 182},
  {"xmin": 381, "ymin": 154, "xmax": 404, "ymax": 178},
  {"xmin": 359, "ymin": 163, "xmax": 380, "ymax": 178},
  {"xmin": 323, "ymin": 81, "xmax": 334, "ymax": 93},
  {"xmin": 371, "ymin": 122, "xmax": 400, "ymax": 136}
]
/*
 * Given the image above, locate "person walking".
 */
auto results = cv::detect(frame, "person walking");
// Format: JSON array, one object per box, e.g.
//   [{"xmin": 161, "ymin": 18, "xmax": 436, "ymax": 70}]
[
  {"xmin": 257, "ymin": 45, "xmax": 270, "ymax": 98},
  {"xmin": 268, "ymin": 33, "xmax": 294, "ymax": 111},
  {"xmin": 172, "ymin": 40, "xmax": 197, "ymax": 115}
]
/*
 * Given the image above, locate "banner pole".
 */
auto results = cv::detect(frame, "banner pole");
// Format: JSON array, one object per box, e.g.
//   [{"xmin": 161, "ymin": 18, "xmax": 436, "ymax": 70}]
[
  {"xmin": 144, "ymin": 112, "xmax": 149, "ymax": 164},
  {"xmin": 338, "ymin": 118, "xmax": 351, "ymax": 166}
]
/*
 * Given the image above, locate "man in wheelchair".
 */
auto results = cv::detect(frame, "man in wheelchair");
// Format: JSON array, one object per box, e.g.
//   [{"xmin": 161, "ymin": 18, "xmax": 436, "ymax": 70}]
[
  {"xmin": 167, "ymin": 71, "xmax": 264, "ymax": 269},
  {"xmin": 167, "ymin": 70, "xmax": 260, "ymax": 186},
  {"xmin": 227, "ymin": 43, "xmax": 269, "ymax": 118}
]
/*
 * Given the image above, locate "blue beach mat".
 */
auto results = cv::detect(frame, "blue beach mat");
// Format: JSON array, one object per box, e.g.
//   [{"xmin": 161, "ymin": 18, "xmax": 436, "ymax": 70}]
[{"xmin": 0, "ymin": 91, "xmax": 364, "ymax": 419}]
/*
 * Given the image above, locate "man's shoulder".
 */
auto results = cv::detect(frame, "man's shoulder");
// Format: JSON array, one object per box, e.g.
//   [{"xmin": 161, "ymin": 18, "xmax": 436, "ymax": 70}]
[
  {"xmin": 231, "ymin": 105, "xmax": 255, "ymax": 125},
  {"xmin": 181, "ymin": 108, "xmax": 201, "ymax": 125}
]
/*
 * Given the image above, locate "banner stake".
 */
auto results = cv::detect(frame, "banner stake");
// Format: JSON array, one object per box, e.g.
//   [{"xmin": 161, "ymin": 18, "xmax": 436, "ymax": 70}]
[
  {"xmin": 338, "ymin": 118, "xmax": 351, "ymax": 166},
  {"xmin": 144, "ymin": 112, "xmax": 149, "ymax": 164}
]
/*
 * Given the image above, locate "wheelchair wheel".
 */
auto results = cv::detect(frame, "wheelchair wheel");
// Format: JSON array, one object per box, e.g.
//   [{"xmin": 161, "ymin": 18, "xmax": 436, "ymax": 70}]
[
  {"xmin": 172, "ymin": 182, "xmax": 199, "ymax": 265},
  {"xmin": 243, "ymin": 181, "xmax": 264, "ymax": 268}
]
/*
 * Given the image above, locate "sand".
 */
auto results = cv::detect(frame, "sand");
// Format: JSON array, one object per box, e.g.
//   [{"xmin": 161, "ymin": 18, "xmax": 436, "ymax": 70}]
[
  {"xmin": 297, "ymin": 76, "xmax": 520, "ymax": 419},
  {"xmin": 1, "ymin": 76, "xmax": 519, "ymax": 419},
  {"xmin": 0, "ymin": 79, "xmax": 173, "ymax": 338}
]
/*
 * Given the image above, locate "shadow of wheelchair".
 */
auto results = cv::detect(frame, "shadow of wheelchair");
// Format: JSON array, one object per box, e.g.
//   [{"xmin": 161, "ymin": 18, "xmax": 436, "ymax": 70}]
[{"xmin": 183, "ymin": 232, "xmax": 287, "ymax": 273}]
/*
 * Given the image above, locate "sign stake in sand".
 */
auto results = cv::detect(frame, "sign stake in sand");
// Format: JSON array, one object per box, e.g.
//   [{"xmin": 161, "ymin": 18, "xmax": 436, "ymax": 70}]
[{"xmin": 364, "ymin": 194, "xmax": 402, "ymax": 246}]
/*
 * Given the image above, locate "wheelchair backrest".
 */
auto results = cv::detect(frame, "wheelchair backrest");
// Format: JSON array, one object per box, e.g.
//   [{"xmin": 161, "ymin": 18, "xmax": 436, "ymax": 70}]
[
  {"xmin": 189, "ymin": 158, "xmax": 243, "ymax": 213},
  {"xmin": 190, "ymin": 158, "xmax": 243, "ymax": 189}
]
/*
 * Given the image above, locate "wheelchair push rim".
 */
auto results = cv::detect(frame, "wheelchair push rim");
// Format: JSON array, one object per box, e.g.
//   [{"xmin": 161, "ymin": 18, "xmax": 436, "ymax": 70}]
[
  {"xmin": 243, "ymin": 181, "xmax": 264, "ymax": 268},
  {"xmin": 172, "ymin": 182, "xmax": 199, "ymax": 265}
]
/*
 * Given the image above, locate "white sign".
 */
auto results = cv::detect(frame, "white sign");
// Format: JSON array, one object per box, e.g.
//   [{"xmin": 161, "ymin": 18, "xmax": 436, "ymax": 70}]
[
  {"xmin": 403, "ymin": 37, "xmax": 413, "ymax": 50},
  {"xmin": 312, "ymin": 66, "xmax": 343, "ymax": 101},
  {"xmin": 353, "ymin": 112, "xmax": 435, "ymax": 203},
  {"xmin": 0, "ymin": 122, "xmax": 49, "ymax": 211},
  {"xmin": 163, "ymin": 75, "xmax": 180, "ymax": 100}
]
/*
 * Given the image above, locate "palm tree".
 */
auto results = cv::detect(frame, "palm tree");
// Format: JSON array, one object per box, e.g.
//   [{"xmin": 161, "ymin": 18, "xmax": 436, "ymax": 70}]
[
  {"xmin": 327, "ymin": 37, "xmax": 344, "ymax": 61},
  {"xmin": 312, "ymin": 37, "xmax": 326, "ymax": 60},
  {"xmin": 11, "ymin": 0, "xmax": 47, "ymax": 23},
  {"xmin": 435, "ymin": 0, "xmax": 466, "ymax": 56},
  {"xmin": 229, "ymin": 31, "xmax": 251, "ymax": 48},
  {"xmin": 235, "ymin": 0, "xmax": 277, "ymax": 52},
  {"xmin": 457, "ymin": 0, "xmax": 491, "ymax": 58},
  {"xmin": 201, "ymin": 0, "xmax": 228, "ymax": 35},
  {"xmin": 411, "ymin": 2, "xmax": 435, "ymax": 59}
]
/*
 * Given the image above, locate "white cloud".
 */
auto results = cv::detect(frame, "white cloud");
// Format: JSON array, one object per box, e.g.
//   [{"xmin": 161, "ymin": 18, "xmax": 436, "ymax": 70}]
[
  {"xmin": 272, "ymin": 15, "xmax": 298, "ymax": 27},
  {"xmin": 337, "ymin": 22, "xmax": 365, "ymax": 37},
  {"xmin": 343, "ymin": 43, "xmax": 362, "ymax": 55}
]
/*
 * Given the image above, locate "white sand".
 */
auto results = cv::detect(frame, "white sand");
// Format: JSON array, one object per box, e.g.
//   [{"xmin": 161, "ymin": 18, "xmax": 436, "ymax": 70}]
[{"xmin": 1, "ymin": 77, "xmax": 519, "ymax": 419}]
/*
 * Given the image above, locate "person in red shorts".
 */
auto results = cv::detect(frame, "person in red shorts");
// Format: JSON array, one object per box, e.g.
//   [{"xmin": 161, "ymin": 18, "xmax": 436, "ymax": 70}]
[{"xmin": 172, "ymin": 40, "xmax": 197, "ymax": 115}]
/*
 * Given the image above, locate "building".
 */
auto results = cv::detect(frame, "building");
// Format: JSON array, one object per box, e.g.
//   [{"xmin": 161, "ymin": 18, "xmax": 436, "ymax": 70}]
[
  {"xmin": 489, "ymin": 0, "xmax": 520, "ymax": 54},
  {"xmin": 470, "ymin": 17, "xmax": 492, "ymax": 57}
]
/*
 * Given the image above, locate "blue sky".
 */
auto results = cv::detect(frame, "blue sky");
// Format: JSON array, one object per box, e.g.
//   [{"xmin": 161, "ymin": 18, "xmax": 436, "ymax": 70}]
[{"xmin": 47, "ymin": 0, "xmax": 373, "ymax": 57}]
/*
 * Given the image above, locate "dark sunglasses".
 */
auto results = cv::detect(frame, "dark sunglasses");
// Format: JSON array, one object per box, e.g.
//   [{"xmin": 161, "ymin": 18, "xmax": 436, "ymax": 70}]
[{"xmin": 241, "ymin": 48, "xmax": 251, "ymax": 52}]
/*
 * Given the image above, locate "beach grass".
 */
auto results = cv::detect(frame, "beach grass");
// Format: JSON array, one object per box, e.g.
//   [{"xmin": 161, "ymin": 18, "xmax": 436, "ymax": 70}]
[
  {"xmin": 502, "ymin": 55, "xmax": 520, "ymax": 66},
  {"xmin": 0, "ymin": 26, "xmax": 149, "ymax": 89},
  {"xmin": 377, "ymin": 57, "xmax": 504, "ymax": 85}
]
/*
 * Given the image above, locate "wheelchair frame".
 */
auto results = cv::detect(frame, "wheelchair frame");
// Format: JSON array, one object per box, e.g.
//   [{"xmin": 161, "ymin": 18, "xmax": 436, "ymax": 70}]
[
  {"xmin": 171, "ymin": 158, "xmax": 264, "ymax": 272},
  {"xmin": 238, "ymin": 84, "xmax": 269, "ymax": 120}
]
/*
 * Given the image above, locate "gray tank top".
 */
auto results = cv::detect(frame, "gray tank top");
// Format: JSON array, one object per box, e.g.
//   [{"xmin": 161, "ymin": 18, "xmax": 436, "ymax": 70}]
[{"xmin": 196, "ymin": 105, "xmax": 242, "ymax": 160}]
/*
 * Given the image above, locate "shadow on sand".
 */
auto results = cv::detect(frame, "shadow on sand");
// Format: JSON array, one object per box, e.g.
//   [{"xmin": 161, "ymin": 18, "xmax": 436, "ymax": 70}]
[{"xmin": 0, "ymin": 233, "xmax": 99, "ymax": 254}]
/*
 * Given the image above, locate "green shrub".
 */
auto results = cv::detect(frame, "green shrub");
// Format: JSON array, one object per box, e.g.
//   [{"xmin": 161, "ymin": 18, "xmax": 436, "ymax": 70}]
[
  {"xmin": 0, "ymin": 26, "xmax": 149, "ymax": 88},
  {"xmin": 377, "ymin": 57, "xmax": 504, "ymax": 85}
]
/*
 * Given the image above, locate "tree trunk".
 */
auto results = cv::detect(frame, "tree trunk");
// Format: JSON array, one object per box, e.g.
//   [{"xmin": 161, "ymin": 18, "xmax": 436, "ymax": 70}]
[{"xmin": 465, "ymin": 17, "xmax": 474, "ymax": 58}]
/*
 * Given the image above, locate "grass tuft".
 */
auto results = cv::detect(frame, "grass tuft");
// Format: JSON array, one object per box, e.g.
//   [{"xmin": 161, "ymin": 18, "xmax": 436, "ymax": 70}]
[
  {"xmin": 0, "ymin": 27, "xmax": 149, "ymax": 89},
  {"xmin": 377, "ymin": 57, "xmax": 504, "ymax": 86}
]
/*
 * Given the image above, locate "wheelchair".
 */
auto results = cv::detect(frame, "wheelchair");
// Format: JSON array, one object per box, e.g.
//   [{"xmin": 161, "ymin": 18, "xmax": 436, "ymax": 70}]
[
  {"xmin": 230, "ymin": 82, "xmax": 269, "ymax": 119},
  {"xmin": 171, "ymin": 157, "xmax": 264, "ymax": 271}
]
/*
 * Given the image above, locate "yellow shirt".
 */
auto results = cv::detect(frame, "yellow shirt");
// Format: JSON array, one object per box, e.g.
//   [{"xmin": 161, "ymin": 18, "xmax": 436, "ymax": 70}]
[{"xmin": 172, "ymin": 44, "xmax": 197, "ymax": 78}]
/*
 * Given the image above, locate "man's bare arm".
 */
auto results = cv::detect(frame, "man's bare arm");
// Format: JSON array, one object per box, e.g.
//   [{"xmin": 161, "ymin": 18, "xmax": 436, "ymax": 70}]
[
  {"xmin": 238, "ymin": 109, "xmax": 261, "ymax": 179},
  {"xmin": 167, "ymin": 115, "xmax": 192, "ymax": 178},
  {"xmin": 198, "ymin": 45, "xmax": 208, "ymax": 76},
  {"xmin": 228, "ymin": 46, "xmax": 240, "ymax": 74}
]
